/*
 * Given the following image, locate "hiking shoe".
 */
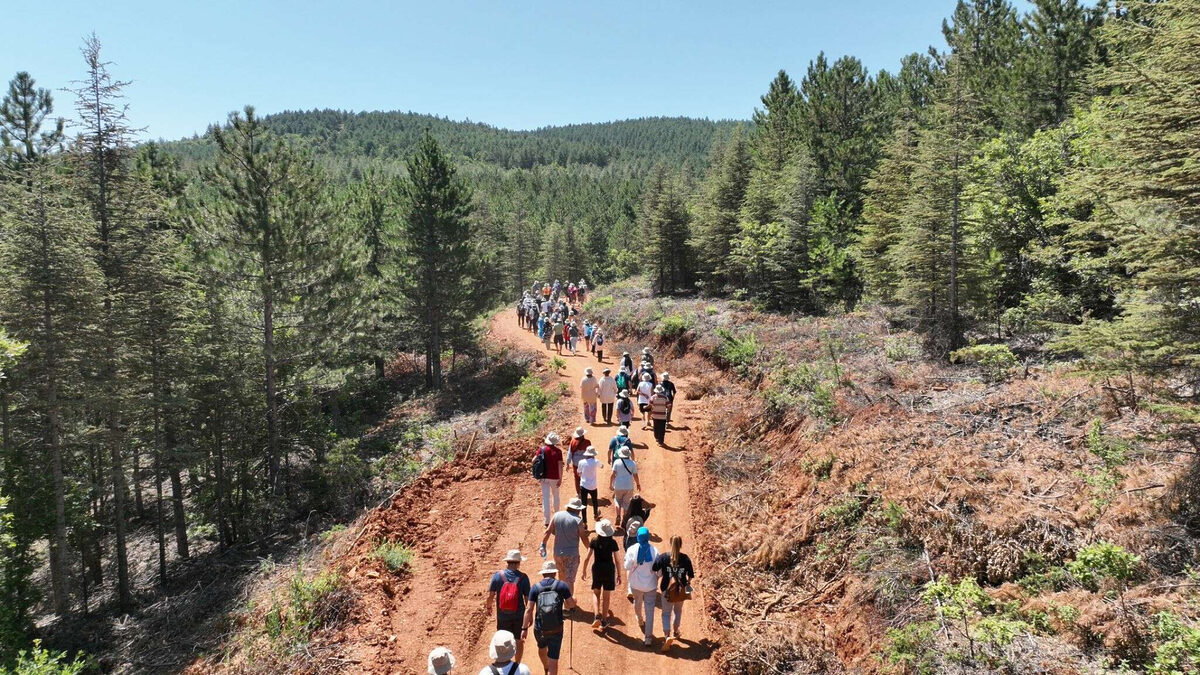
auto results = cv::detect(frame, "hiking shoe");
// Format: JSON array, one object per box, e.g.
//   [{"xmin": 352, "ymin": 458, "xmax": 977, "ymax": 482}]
[
  {"xmin": 673, "ymin": 629, "xmax": 682, "ymax": 640},
  {"xmin": 643, "ymin": 636, "xmax": 653, "ymax": 647},
  {"xmin": 627, "ymin": 592, "xmax": 634, "ymax": 602},
  {"xmin": 661, "ymin": 638, "xmax": 674, "ymax": 653},
  {"xmin": 591, "ymin": 619, "xmax": 602, "ymax": 629}
]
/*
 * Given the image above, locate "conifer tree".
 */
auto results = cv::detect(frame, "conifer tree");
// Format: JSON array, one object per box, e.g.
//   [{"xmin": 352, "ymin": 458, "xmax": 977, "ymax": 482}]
[
  {"xmin": 1015, "ymin": 0, "xmax": 1106, "ymax": 132},
  {"xmin": 0, "ymin": 72, "xmax": 64, "ymax": 170},
  {"xmin": 0, "ymin": 159, "xmax": 103, "ymax": 617},
  {"xmin": 693, "ymin": 127, "xmax": 751, "ymax": 291},
  {"xmin": 395, "ymin": 133, "xmax": 476, "ymax": 389},
  {"xmin": 941, "ymin": 0, "xmax": 1024, "ymax": 132}
]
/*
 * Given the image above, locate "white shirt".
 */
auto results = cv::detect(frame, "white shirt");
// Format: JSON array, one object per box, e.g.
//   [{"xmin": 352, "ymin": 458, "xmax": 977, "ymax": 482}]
[
  {"xmin": 637, "ymin": 380, "xmax": 654, "ymax": 405},
  {"xmin": 579, "ymin": 376, "xmax": 599, "ymax": 402},
  {"xmin": 597, "ymin": 376, "xmax": 618, "ymax": 403},
  {"xmin": 624, "ymin": 543, "xmax": 660, "ymax": 592},
  {"xmin": 578, "ymin": 457, "xmax": 602, "ymax": 490},
  {"xmin": 478, "ymin": 663, "xmax": 532, "ymax": 675}
]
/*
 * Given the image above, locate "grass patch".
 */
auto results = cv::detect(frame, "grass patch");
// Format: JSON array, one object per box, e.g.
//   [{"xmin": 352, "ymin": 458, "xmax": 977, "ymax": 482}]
[
  {"xmin": 582, "ymin": 295, "xmax": 614, "ymax": 312},
  {"xmin": 714, "ymin": 327, "xmax": 759, "ymax": 375},
  {"xmin": 373, "ymin": 541, "xmax": 414, "ymax": 574},
  {"xmin": 655, "ymin": 312, "xmax": 696, "ymax": 342},
  {"xmin": 263, "ymin": 569, "xmax": 355, "ymax": 648}
]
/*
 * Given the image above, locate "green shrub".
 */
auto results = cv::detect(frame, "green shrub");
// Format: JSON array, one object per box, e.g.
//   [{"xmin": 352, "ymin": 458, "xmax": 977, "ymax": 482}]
[
  {"xmin": 517, "ymin": 375, "xmax": 553, "ymax": 432},
  {"xmin": 264, "ymin": 570, "xmax": 351, "ymax": 645},
  {"xmin": 801, "ymin": 454, "xmax": 836, "ymax": 480},
  {"xmin": 883, "ymin": 500, "xmax": 905, "ymax": 531},
  {"xmin": 1067, "ymin": 541, "xmax": 1140, "ymax": 590},
  {"xmin": 764, "ymin": 364, "xmax": 839, "ymax": 424},
  {"xmin": 655, "ymin": 312, "xmax": 696, "ymax": 342},
  {"xmin": 549, "ymin": 356, "xmax": 566, "ymax": 375},
  {"xmin": 1149, "ymin": 612, "xmax": 1200, "ymax": 675},
  {"xmin": 884, "ymin": 335, "xmax": 921, "ymax": 362},
  {"xmin": 319, "ymin": 524, "xmax": 347, "ymax": 543},
  {"xmin": 582, "ymin": 295, "xmax": 614, "ymax": 312},
  {"xmin": 882, "ymin": 621, "xmax": 939, "ymax": 674},
  {"xmin": 373, "ymin": 541, "xmax": 414, "ymax": 574},
  {"xmin": 950, "ymin": 343, "xmax": 1018, "ymax": 382},
  {"xmin": 1086, "ymin": 418, "xmax": 1132, "ymax": 468},
  {"xmin": 426, "ymin": 425, "xmax": 455, "ymax": 462},
  {"xmin": 714, "ymin": 328, "xmax": 759, "ymax": 375},
  {"xmin": 0, "ymin": 641, "xmax": 88, "ymax": 675},
  {"xmin": 705, "ymin": 306, "xmax": 718, "ymax": 316},
  {"xmin": 822, "ymin": 491, "xmax": 867, "ymax": 528}
]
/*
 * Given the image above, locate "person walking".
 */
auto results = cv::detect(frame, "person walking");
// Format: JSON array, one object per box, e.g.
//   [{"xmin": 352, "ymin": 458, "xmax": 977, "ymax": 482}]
[
  {"xmin": 523, "ymin": 561, "xmax": 572, "ymax": 675},
  {"xmin": 597, "ymin": 369, "xmax": 617, "ymax": 425},
  {"xmin": 540, "ymin": 498, "xmax": 589, "ymax": 598},
  {"xmin": 615, "ymin": 391, "xmax": 634, "ymax": 430},
  {"xmin": 579, "ymin": 368, "xmax": 599, "ymax": 425},
  {"xmin": 624, "ymin": 526, "xmax": 660, "ymax": 646},
  {"xmin": 566, "ymin": 428, "xmax": 589, "ymax": 511},
  {"xmin": 593, "ymin": 329, "xmax": 605, "ymax": 362},
  {"xmin": 620, "ymin": 352, "xmax": 634, "ymax": 379},
  {"xmin": 626, "ymin": 494, "xmax": 655, "ymax": 528},
  {"xmin": 610, "ymin": 447, "xmax": 640, "ymax": 527},
  {"xmin": 534, "ymin": 434, "xmax": 564, "ymax": 527},
  {"xmin": 583, "ymin": 321, "xmax": 593, "ymax": 351},
  {"xmin": 614, "ymin": 367, "xmax": 630, "ymax": 397},
  {"xmin": 580, "ymin": 518, "xmax": 621, "ymax": 629},
  {"xmin": 653, "ymin": 535, "xmax": 696, "ymax": 651},
  {"xmin": 541, "ymin": 315, "xmax": 552, "ymax": 350},
  {"xmin": 486, "ymin": 550, "xmax": 532, "ymax": 664},
  {"xmin": 576, "ymin": 447, "xmax": 602, "ymax": 521},
  {"xmin": 650, "ymin": 385, "xmax": 670, "ymax": 446},
  {"xmin": 516, "ymin": 299, "xmax": 526, "ymax": 329},
  {"xmin": 607, "ymin": 425, "xmax": 634, "ymax": 464},
  {"xmin": 428, "ymin": 647, "xmax": 456, "ymax": 675},
  {"xmin": 552, "ymin": 317, "xmax": 564, "ymax": 354},
  {"xmin": 567, "ymin": 321, "xmax": 579, "ymax": 355},
  {"xmin": 636, "ymin": 373, "xmax": 654, "ymax": 430},
  {"xmin": 641, "ymin": 347, "xmax": 654, "ymax": 366},
  {"xmin": 479, "ymin": 630, "xmax": 532, "ymax": 675},
  {"xmin": 661, "ymin": 372, "xmax": 677, "ymax": 426}
]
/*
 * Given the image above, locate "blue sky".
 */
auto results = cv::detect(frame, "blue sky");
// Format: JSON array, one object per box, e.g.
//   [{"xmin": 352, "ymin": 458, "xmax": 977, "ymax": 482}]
[{"xmin": 4, "ymin": 0, "xmax": 973, "ymax": 140}]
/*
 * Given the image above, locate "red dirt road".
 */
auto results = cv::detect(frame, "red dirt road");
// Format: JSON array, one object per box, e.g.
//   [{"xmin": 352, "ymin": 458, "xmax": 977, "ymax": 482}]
[
  {"xmin": 332, "ymin": 312, "xmax": 718, "ymax": 675},
  {"xmin": 457, "ymin": 313, "xmax": 718, "ymax": 674}
]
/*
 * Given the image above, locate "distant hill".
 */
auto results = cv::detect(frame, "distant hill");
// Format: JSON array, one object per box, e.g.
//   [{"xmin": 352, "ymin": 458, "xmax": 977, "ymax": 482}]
[{"xmin": 163, "ymin": 109, "xmax": 742, "ymax": 175}]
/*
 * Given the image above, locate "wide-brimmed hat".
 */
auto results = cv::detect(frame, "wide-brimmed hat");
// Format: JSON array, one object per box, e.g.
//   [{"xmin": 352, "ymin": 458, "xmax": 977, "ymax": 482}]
[
  {"xmin": 583, "ymin": 446, "xmax": 596, "ymax": 458},
  {"xmin": 642, "ymin": 347, "xmax": 651, "ymax": 353},
  {"xmin": 615, "ymin": 447, "xmax": 631, "ymax": 459},
  {"xmin": 594, "ymin": 519, "xmax": 615, "ymax": 537},
  {"xmin": 622, "ymin": 351, "xmax": 630, "ymax": 356},
  {"xmin": 618, "ymin": 425, "xmax": 629, "ymax": 435},
  {"xmin": 602, "ymin": 368, "xmax": 611, "ymax": 375},
  {"xmin": 565, "ymin": 497, "xmax": 585, "ymax": 512},
  {"xmin": 626, "ymin": 518, "xmax": 643, "ymax": 535},
  {"xmin": 618, "ymin": 390, "xmax": 629, "ymax": 398},
  {"xmin": 573, "ymin": 427, "xmax": 585, "ymax": 438},
  {"xmin": 642, "ymin": 373, "xmax": 652, "ymax": 381},
  {"xmin": 427, "ymin": 647, "xmax": 455, "ymax": 675},
  {"xmin": 545, "ymin": 432, "xmax": 560, "ymax": 445},
  {"xmin": 489, "ymin": 630, "xmax": 517, "ymax": 662},
  {"xmin": 584, "ymin": 368, "xmax": 593, "ymax": 376},
  {"xmin": 662, "ymin": 372, "xmax": 670, "ymax": 381},
  {"xmin": 654, "ymin": 385, "xmax": 665, "ymax": 393},
  {"xmin": 540, "ymin": 560, "xmax": 559, "ymax": 576},
  {"xmin": 503, "ymin": 549, "xmax": 525, "ymax": 563}
]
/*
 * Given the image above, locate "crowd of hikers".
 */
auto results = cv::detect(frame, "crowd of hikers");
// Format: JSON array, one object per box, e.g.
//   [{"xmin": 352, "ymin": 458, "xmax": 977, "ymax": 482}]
[{"xmin": 426, "ymin": 281, "xmax": 696, "ymax": 675}]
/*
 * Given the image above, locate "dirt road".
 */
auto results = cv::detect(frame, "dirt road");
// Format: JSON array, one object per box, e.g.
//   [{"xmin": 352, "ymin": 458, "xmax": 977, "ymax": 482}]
[
  {"xmin": 335, "ymin": 311, "xmax": 718, "ymax": 675},
  {"xmin": 459, "ymin": 313, "xmax": 718, "ymax": 673}
]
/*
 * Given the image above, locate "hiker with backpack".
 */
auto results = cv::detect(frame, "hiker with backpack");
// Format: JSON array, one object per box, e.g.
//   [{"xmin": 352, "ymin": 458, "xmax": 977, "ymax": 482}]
[
  {"xmin": 624, "ymin": 525, "xmax": 660, "ymax": 646},
  {"xmin": 486, "ymin": 550, "xmax": 532, "ymax": 663},
  {"xmin": 615, "ymin": 390, "xmax": 634, "ymax": 429},
  {"xmin": 583, "ymin": 321, "xmax": 593, "ymax": 351},
  {"xmin": 620, "ymin": 352, "xmax": 634, "ymax": 379},
  {"xmin": 609, "ymin": 447, "xmax": 641, "ymax": 527},
  {"xmin": 428, "ymin": 647, "xmax": 456, "ymax": 675},
  {"xmin": 653, "ymin": 535, "xmax": 696, "ymax": 652},
  {"xmin": 641, "ymin": 347, "xmax": 654, "ymax": 366},
  {"xmin": 540, "ymin": 498, "xmax": 589, "ymax": 598},
  {"xmin": 580, "ymin": 518, "xmax": 621, "ymax": 630},
  {"xmin": 614, "ymin": 367, "xmax": 631, "ymax": 398},
  {"xmin": 661, "ymin": 372, "xmax": 677, "ymax": 426},
  {"xmin": 607, "ymin": 425, "xmax": 634, "ymax": 464},
  {"xmin": 552, "ymin": 317, "xmax": 565, "ymax": 354},
  {"xmin": 650, "ymin": 385, "xmax": 671, "ymax": 446},
  {"xmin": 637, "ymin": 373, "xmax": 655, "ymax": 430},
  {"xmin": 593, "ymin": 329, "xmax": 605, "ymax": 361},
  {"xmin": 533, "ymin": 433, "xmax": 564, "ymax": 527},
  {"xmin": 524, "ymin": 561, "xmax": 572, "ymax": 675},
  {"xmin": 479, "ymin": 630, "xmax": 531, "ymax": 675},
  {"xmin": 541, "ymin": 316, "xmax": 552, "ymax": 350},
  {"xmin": 639, "ymin": 359, "xmax": 657, "ymax": 388},
  {"xmin": 626, "ymin": 493, "xmax": 655, "ymax": 529},
  {"xmin": 516, "ymin": 299, "xmax": 526, "ymax": 329},
  {"xmin": 597, "ymin": 368, "xmax": 618, "ymax": 424},
  {"xmin": 579, "ymin": 368, "xmax": 599, "ymax": 425}
]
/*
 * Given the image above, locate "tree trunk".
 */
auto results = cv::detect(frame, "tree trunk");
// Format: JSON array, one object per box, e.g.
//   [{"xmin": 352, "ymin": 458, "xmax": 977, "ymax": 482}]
[
  {"xmin": 154, "ymin": 443, "xmax": 167, "ymax": 585},
  {"xmin": 263, "ymin": 255, "xmax": 281, "ymax": 497},
  {"xmin": 373, "ymin": 355, "xmax": 385, "ymax": 380},
  {"xmin": 133, "ymin": 441, "xmax": 144, "ymax": 519},
  {"xmin": 43, "ymin": 286, "xmax": 71, "ymax": 616}
]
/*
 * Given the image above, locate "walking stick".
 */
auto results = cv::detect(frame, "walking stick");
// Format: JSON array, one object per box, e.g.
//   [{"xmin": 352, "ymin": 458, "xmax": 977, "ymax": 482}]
[{"xmin": 569, "ymin": 609, "xmax": 575, "ymax": 671}]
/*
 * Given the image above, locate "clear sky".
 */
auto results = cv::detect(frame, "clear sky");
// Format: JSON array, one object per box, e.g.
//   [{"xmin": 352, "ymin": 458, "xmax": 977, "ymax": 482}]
[{"xmin": 3, "ymin": 0, "xmax": 972, "ymax": 141}]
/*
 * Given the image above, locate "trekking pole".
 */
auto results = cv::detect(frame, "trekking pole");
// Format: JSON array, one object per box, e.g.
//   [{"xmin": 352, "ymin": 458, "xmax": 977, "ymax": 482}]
[{"xmin": 570, "ymin": 610, "xmax": 575, "ymax": 671}]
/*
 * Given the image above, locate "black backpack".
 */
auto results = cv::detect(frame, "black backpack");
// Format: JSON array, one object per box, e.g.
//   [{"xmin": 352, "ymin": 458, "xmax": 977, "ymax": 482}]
[
  {"xmin": 535, "ymin": 585, "xmax": 564, "ymax": 634},
  {"xmin": 617, "ymin": 398, "xmax": 632, "ymax": 415},
  {"xmin": 531, "ymin": 447, "xmax": 547, "ymax": 480}
]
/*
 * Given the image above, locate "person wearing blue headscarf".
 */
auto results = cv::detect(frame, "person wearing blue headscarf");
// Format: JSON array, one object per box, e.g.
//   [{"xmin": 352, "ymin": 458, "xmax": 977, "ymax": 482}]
[{"xmin": 624, "ymin": 525, "xmax": 660, "ymax": 646}]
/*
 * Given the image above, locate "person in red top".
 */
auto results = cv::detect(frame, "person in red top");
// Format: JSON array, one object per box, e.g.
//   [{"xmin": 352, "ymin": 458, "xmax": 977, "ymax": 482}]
[
  {"xmin": 566, "ymin": 427, "xmax": 591, "ymax": 519},
  {"xmin": 537, "ymin": 433, "xmax": 565, "ymax": 527}
]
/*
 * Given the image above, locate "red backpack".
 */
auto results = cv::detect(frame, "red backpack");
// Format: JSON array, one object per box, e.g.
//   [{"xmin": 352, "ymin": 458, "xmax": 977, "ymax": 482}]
[{"xmin": 498, "ymin": 573, "xmax": 521, "ymax": 615}]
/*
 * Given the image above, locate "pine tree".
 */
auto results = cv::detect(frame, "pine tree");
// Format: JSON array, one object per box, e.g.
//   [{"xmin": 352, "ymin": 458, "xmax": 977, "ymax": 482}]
[
  {"xmin": 347, "ymin": 171, "xmax": 403, "ymax": 378},
  {"xmin": 0, "ymin": 158, "xmax": 103, "ymax": 617},
  {"xmin": 0, "ymin": 72, "xmax": 64, "ymax": 170},
  {"xmin": 205, "ymin": 106, "xmax": 342, "ymax": 494},
  {"xmin": 1016, "ymin": 0, "xmax": 1106, "ymax": 132},
  {"xmin": 692, "ymin": 127, "xmax": 751, "ymax": 291},
  {"xmin": 941, "ymin": 0, "xmax": 1025, "ymax": 133},
  {"xmin": 895, "ymin": 59, "xmax": 986, "ymax": 352},
  {"xmin": 751, "ymin": 71, "xmax": 803, "ymax": 175},
  {"xmin": 395, "ymin": 133, "xmax": 476, "ymax": 389}
]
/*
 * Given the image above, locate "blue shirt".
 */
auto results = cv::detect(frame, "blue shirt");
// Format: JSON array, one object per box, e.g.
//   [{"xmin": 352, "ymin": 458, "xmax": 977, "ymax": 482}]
[{"xmin": 488, "ymin": 568, "xmax": 531, "ymax": 616}]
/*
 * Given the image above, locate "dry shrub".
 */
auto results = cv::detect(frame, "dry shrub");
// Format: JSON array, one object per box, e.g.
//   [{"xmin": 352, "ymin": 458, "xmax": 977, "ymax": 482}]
[{"xmin": 720, "ymin": 624, "xmax": 844, "ymax": 675}]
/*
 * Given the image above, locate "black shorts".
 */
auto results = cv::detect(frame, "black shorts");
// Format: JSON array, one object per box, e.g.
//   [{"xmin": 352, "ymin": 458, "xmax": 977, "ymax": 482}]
[
  {"xmin": 535, "ymin": 630, "xmax": 563, "ymax": 659},
  {"xmin": 591, "ymin": 567, "xmax": 616, "ymax": 591},
  {"xmin": 638, "ymin": 403, "xmax": 649, "ymax": 413},
  {"xmin": 497, "ymin": 613, "xmax": 522, "ymax": 636}
]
